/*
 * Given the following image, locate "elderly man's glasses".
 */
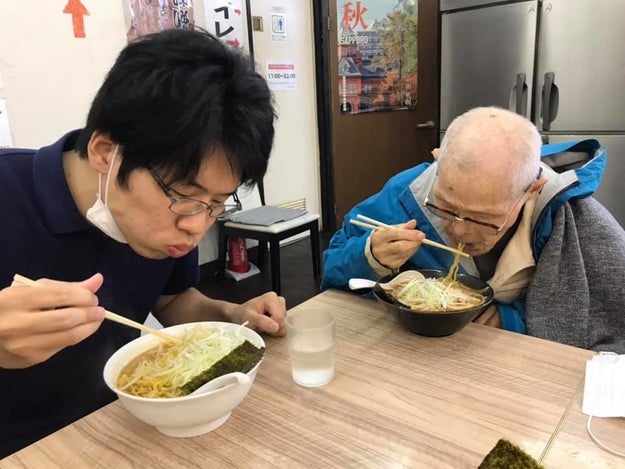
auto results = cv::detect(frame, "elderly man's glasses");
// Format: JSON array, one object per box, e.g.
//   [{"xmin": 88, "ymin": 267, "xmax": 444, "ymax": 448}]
[
  {"xmin": 423, "ymin": 168, "xmax": 543, "ymax": 235},
  {"xmin": 151, "ymin": 172, "xmax": 242, "ymax": 217}
]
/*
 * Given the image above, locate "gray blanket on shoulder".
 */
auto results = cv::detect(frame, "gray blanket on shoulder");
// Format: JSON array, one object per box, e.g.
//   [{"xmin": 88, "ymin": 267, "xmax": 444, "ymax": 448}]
[{"xmin": 526, "ymin": 197, "xmax": 625, "ymax": 353}]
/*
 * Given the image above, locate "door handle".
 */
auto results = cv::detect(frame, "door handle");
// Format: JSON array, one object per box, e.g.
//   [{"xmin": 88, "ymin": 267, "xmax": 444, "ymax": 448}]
[
  {"xmin": 541, "ymin": 72, "xmax": 559, "ymax": 131},
  {"xmin": 417, "ymin": 120, "xmax": 436, "ymax": 129},
  {"xmin": 513, "ymin": 72, "xmax": 527, "ymax": 115}
]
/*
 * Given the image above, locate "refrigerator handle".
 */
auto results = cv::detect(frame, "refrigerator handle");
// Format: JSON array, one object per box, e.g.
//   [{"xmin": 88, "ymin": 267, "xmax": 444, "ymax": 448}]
[
  {"xmin": 513, "ymin": 72, "xmax": 527, "ymax": 116},
  {"xmin": 541, "ymin": 72, "xmax": 559, "ymax": 131}
]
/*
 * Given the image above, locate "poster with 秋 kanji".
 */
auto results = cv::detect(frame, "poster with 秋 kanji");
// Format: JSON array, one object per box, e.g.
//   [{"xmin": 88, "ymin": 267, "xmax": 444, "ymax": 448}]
[{"xmin": 338, "ymin": 0, "xmax": 418, "ymax": 114}]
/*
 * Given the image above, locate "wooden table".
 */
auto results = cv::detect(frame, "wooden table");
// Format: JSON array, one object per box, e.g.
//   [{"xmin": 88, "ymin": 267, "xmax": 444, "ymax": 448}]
[
  {"xmin": 2, "ymin": 290, "xmax": 624, "ymax": 468},
  {"xmin": 540, "ymin": 380, "xmax": 625, "ymax": 468}
]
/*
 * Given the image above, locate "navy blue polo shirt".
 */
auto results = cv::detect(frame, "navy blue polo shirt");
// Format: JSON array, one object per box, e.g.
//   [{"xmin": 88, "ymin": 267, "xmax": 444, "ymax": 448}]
[{"xmin": 0, "ymin": 131, "xmax": 200, "ymax": 457}]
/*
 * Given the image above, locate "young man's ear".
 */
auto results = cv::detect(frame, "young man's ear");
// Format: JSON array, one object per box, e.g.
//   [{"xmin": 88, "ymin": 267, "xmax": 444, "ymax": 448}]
[{"xmin": 87, "ymin": 132, "xmax": 117, "ymax": 173}]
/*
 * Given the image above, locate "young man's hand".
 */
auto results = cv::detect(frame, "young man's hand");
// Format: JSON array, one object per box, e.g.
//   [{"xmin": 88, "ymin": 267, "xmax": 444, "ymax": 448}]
[
  {"xmin": 226, "ymin": 291, "xmax": 286, "ymax": 336},
  {"xmin": 0, "ymin": 274, "xmax": 105, "ymax": 369}
]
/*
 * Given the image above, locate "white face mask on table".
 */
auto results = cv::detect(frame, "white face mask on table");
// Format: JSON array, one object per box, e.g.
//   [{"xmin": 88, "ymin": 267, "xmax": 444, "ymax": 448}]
[{"xmin": 86, "ymin": 145, "xmax": 128, "ymax": 244}]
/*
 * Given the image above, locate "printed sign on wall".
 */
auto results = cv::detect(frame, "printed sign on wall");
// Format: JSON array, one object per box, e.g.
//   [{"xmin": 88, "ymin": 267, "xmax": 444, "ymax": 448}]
[
  {"xmin": 265, "ymin": 62, "xmax": 297, "ymax": 92},
  {"xmin": 271, "ymin": 12, "xmax": 286, "ymax": 42},
  {"xmin": 125, "ymin": 0, "xmax": 195, "ymax": 42},
  {"xmin": 204, "ymin": 0, "xmax": 248, "ymax": 51}
]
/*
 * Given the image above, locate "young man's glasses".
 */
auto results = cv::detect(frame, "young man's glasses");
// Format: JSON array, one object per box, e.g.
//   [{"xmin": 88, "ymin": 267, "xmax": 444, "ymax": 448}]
[
  {"xmin": 151, "ymin": 172, "xmax": 242, "ymax": 217},
  {"xmin": 423, "ymin": 168, "xmax": 543, "ymax": 235}
]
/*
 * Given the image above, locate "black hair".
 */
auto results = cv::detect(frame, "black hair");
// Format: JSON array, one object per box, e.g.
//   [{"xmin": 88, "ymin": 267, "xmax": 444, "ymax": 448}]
[{"xmin": 75, "ymin": 28, "xmax": 275, "ymax": 189}]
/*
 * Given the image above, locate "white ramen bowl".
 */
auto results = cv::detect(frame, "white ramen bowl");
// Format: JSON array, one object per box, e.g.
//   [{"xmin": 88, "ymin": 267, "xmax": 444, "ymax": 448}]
[{"xmin": 103, "ymin": 321, "xmax": 265, "ymax": 437}]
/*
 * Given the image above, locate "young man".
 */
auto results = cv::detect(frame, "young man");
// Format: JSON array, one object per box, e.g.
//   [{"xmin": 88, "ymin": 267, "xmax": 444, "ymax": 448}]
[
  {"xmin": 322, "ymin": 107, "xmax": 625, "ymax": 353},
  {"xmin": 0, "ymin": 29, "xmax": 285, "ymax": 456}
]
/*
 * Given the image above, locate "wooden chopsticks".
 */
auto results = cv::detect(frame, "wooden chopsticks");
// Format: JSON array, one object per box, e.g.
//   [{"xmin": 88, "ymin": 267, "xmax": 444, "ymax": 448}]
[
  {"xmin": 350, "ymin": 214, "xmax": 470, "ymax": 258},
  {"xmin": 12, "ymin": 274, "xmax": 182, "ymax": 344}
]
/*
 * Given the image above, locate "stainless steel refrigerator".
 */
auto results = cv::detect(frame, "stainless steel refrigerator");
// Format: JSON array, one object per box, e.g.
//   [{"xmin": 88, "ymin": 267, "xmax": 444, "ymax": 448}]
[{"xmin": 439, "ymin": 0, "xmax": 625, "ymax": 227}]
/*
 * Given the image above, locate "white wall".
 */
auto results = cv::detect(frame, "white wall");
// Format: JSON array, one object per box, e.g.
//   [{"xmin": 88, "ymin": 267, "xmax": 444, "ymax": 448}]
[
  {"xmin": 247, "ymin": 1, "xmax": 321, "ymax": 217},
  {"xmin": 0, "ymin": 0, "xmax": 320, "ymax": 264},
  {"xmin": 0, "ymin": 1, "xmax": 127, "ymax": 147}
]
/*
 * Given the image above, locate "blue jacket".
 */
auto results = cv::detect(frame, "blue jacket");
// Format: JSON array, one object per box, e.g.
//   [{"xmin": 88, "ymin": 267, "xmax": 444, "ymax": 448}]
[{"xmin": 321, "ymin": 139, "xmax": 606, "ymax": 333}]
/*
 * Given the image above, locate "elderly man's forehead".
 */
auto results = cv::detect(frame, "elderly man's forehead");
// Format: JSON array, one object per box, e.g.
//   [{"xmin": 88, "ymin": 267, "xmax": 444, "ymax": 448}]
[
  {"xmin": 437, "ymin": 156, "xmax": 515, "ymax": 194},
  {"xmin": 440, "ymin": 137, "xmax": 517, "ymax": 170}
]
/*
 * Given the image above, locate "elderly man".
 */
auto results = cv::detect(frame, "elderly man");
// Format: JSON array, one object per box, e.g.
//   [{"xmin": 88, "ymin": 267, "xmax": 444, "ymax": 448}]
[{"xmin": 322, "ymin": 106, "xmax": 625, "ymax": 353}]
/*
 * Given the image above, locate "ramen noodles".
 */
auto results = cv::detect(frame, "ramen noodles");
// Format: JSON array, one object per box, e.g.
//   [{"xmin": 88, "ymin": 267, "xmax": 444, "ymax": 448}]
[
  {"xmin": 389, "ymin": 243, "xmax": 486, "ymax": 312},
  {"xmin": 117, "ymin": 325, "xmax": 264, "ymax": 398}
]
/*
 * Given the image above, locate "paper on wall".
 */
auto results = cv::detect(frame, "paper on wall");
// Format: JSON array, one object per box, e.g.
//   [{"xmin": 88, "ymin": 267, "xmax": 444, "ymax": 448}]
[
  {"xmin": 204, "ymin": 0, "xmax": 246, "ymax": 50},
  {"xmin": 0, "ymin": 98, "xmax": 13, "ymax": 148},
  {"xmin": 125, "ymin": 0, "xmax": 195, "ymax": 42},
  {"xmin": 271, "ymin": 13, "xmax": 287, "ymax": 42},
  {"xmin": 265, "ymin": 62, "xmax": 297, "ymax": 91}
]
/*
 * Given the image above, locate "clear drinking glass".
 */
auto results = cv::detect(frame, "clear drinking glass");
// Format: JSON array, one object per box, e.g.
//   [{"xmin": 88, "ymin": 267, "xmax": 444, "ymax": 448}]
[{"xmin": 286, "ymin": 309, "xmax": 336, "ymax": 387}]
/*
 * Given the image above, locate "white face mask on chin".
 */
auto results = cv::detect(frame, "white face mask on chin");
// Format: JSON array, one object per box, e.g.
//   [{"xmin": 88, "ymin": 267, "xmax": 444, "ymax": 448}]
[{"xmin": 86, "ymin": 145, "xmax": 128, "ymax": 244}]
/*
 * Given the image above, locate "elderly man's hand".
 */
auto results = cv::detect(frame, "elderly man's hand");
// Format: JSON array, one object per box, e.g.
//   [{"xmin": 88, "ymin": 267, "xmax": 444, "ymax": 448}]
[
  {"xmin": 226, "ymin": 292, "xmax": 286, "ymax": 336},
  {"xmin": 369, "ymin": 220, "xmax": 426, "ymax": 270}
]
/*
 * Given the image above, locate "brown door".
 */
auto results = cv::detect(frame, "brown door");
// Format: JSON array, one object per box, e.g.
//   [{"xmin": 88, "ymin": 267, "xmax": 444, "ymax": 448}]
[{"xmin": 321, "ymin": 0, "xmax": 439, "ymax": 230}]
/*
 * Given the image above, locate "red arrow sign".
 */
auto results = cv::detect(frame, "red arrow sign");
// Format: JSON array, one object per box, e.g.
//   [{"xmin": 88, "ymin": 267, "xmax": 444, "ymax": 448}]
[
  {"xmin": 226, "ymin": 37, "xmax": 241, "ymax": 48},
  {"xmin": 234, "ymin": 9, "xmax": 241, "ymax": 15},
  {"xmin": 63, "ymin": 0, "xmax": 90, "ymax": 38}
]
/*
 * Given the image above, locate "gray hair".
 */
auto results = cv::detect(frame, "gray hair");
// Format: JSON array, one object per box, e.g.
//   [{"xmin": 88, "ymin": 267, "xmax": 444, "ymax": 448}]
[{"xmin": 438, "ymin": 107, "xmax": 542, "ymax": 198}]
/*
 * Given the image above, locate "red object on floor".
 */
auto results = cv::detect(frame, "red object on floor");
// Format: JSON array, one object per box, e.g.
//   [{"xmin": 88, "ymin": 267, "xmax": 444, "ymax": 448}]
[{"xmin": 228, "ymin": 237, "xmax": 250, "ymax": 273}]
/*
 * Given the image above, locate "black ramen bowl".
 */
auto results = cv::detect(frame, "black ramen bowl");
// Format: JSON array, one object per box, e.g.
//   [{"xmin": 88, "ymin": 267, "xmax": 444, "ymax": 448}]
[{"xmin": 372, "ymin": 269, "xmax": 494, "ymax": 337}]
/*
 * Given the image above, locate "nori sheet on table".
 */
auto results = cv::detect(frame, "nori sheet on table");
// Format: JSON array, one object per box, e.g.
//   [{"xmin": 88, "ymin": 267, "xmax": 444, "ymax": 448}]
[
  {"xmin": 478, "ymin": 439, "xmax": 544, "ymax": 469},
  {"xmin": 180, "ymin": 340, "xmax": 265, "ymax": 395}
]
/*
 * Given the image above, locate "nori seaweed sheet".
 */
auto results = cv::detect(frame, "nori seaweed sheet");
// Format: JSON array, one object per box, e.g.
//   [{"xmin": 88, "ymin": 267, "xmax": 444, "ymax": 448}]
[
  {"xmin": 180, "ymin": 340, "xmax": 265, "ymax": 395},
  {"xmin": 478, "ymin": 439, "xmax": 544, "ymax": 469}
]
